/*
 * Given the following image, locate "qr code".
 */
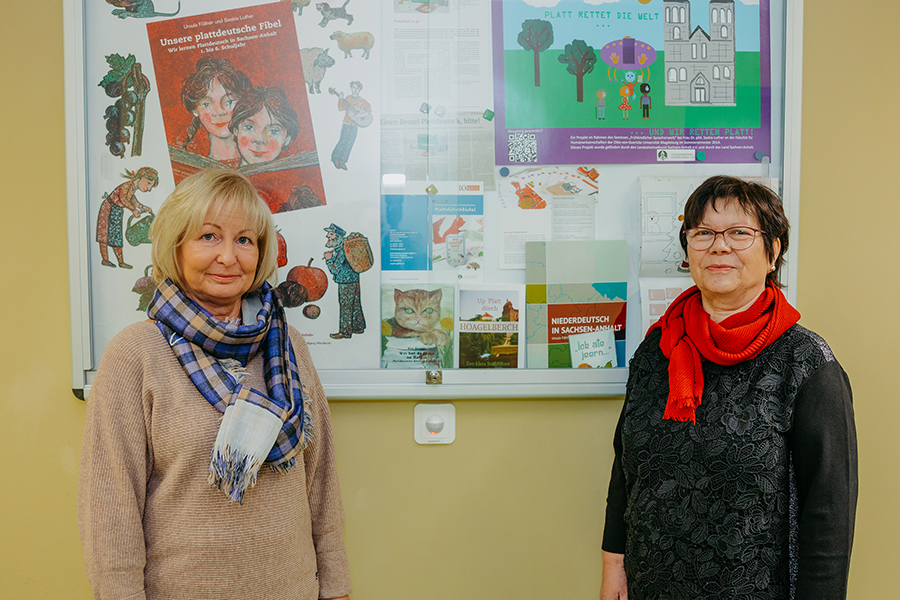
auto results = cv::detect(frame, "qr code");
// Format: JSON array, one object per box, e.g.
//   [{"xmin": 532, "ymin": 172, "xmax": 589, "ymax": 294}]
[{"xmin": 508, "ymin": 133, "xmax": 537, "ymax": 163}]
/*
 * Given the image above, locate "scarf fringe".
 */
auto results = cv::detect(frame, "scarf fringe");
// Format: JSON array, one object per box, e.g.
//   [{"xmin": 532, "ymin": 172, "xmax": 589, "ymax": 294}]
[
  {"xmin": 220, "ymin": 358, "xmax": 248, "ymax": 384},
  {"xmin": 208, "ymin": 446, "xmax": 265, "ymax": 505},
  {"xmin": 302, "ymin": 406, "xmax": 314, "ymax": 448},
  {"xmin": 662, "ymin": 400, "xmax": 697, "ymax": 423}
]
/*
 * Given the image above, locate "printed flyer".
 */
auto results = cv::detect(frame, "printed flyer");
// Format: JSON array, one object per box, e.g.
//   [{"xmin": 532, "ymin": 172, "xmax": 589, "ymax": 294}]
[
  {"xmin": 492, "ymin": 0, "xmax": 770, "ymax": 165},
  {"xmin": 456, "ymin": 284, "xmax": 525, "ymax": 368},
  {"xmin": 496, "ymin": 165, "xmax": 599, "ymax": 268},
  {"xmin": 381, "ymin": 181, "xmax": 484, "ymax": 280},
  {"xmin": 146, "ymin": 2, "xmax": 326, "ymax": 213},
  {"xmin": 525, "ymin": 240, "xmax": 627, "ymax": 368}
]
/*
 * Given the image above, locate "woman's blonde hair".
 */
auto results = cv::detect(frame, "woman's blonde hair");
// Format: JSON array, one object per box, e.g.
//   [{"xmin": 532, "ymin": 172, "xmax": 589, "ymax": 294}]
[{"xmin": 150, "ymin": 169, "xmax": 278, "ymax": 293}]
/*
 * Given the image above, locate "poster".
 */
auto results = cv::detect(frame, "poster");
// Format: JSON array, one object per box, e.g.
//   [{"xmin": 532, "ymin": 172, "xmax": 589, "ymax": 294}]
[
  {"xmin": 492, "ymin": 0, "xmax": 770, "ymax": 165},
  {"xmin": 146, "ymin": 3, "xmax": 327, "ymax": 213}
]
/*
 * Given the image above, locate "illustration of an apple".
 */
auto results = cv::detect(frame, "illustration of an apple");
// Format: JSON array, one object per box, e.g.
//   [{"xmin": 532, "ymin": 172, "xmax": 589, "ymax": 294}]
[{"xmin": 286, "ymin": 259, "xmax": 328, "ymax": 302}]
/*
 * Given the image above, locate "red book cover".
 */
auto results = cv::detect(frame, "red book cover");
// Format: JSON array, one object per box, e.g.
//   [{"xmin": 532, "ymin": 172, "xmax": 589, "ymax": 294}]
[
  {"xmin": 546, "ymin": 302, "xmax": 627, "ymax": 346},
  {"xmin": 146, "ymin": 2, "xmax": 325, "ymax": 213}
]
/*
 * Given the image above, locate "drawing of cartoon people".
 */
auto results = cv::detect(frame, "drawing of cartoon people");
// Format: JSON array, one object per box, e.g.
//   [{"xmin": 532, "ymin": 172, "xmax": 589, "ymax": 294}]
[
  {"xmin": 323, "ymin": 223, "xmax": 365, "ymax": 339},
  {"xmin": 640, "ymin": 83, "xmax": 652, "ymax": 119},
  {"xmin": 328, "ymin": 81, "xmax": 371, "ymax": 170},
  {"xmin": 96, "ymin": 167, "xmax": 157, "ymax": 269},
  {"xmin": 228, "ymin": 86, "xmax": 300, "ymax": 166},
  {"xmin": 596, "ymin": 88, "xmax": 607, "ymax": 120},
  {"xmin": 619, "ymin": 85, "xmax": 632, "ymax": 120},
  {"xmin": 178, "ymin": 57, "xmax": 252, "ymax": 167}
]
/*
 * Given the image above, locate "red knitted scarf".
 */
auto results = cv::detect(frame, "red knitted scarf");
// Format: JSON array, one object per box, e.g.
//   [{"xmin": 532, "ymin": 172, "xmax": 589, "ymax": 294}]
[{"xmin": 648, "ymin": 283, "xmax": 800, "ymax": 423}]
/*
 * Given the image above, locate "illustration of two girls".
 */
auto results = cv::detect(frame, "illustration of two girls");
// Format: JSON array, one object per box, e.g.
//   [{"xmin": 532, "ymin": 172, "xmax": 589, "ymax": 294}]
[{"xmin": 178, "ymin": 56, "xmax": 299, "ymax": 168}]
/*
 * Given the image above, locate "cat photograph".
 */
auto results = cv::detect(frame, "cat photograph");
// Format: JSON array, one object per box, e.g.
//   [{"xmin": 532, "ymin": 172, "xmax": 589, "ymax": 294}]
[
  {"xmin": 385, "ymin": 288, "xmax": 449, "ymax": 347},
  {"xmin": 381, "ymin": 285, "xmax": 454, "ymax": 369}
]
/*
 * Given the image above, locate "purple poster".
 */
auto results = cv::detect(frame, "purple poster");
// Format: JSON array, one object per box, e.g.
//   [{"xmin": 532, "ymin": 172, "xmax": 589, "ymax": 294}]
[{"xmin": 492, "ymin": 0, "xmax": 771, "ymax": 165}]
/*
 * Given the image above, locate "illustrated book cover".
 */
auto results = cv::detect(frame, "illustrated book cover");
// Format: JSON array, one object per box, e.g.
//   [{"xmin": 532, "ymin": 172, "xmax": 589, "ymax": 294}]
[
  {"xmin": 146, "ymin": 2, "xmax": 325, "ymax": 213},
  {"xmin": 525, "ymin": 240, "xmax": 627, "ymax": 368},
  {"xmin": 455, "ymin": 284, "xmax": 525, "ymax": 368},
  {"xmin": 380, "ymin": 283, "xmax": 455, "ymax": 369}
]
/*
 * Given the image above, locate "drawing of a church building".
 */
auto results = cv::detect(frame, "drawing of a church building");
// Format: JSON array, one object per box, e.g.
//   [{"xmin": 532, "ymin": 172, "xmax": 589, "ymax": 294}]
[{"xmin": 664, "ymin": 0, "xmax": 736, "ymax": 106}]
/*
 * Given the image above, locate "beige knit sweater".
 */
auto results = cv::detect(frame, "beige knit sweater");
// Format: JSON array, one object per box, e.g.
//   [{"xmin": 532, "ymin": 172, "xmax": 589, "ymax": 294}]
[{"xmin": 78, "ymin": 321, "xmax": 351, "ymax": 600}]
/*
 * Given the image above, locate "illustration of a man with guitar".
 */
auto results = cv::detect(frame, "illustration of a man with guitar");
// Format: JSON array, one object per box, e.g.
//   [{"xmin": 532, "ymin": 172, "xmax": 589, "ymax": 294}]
[{"xmin": 328, "ymin": 81, "xmax": 371, "ymax": 170}]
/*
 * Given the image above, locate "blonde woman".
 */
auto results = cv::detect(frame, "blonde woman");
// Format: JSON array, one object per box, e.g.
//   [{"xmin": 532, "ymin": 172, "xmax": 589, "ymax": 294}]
[{"xmin": 79, "ymin": 169, "xmax": 351, "ymax": 600}]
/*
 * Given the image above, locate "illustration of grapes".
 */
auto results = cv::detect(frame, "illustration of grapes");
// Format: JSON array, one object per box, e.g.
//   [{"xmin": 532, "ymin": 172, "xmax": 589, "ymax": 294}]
[{"xmin": 98, "ymin": 53, "xmax": 150, "ymax": 158}]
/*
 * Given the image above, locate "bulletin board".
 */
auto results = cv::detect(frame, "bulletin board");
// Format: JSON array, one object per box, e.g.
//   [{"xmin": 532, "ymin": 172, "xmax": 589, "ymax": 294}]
[{"xmin": 64, "ymin": 0, "xmax": 804, "ymax": 400}]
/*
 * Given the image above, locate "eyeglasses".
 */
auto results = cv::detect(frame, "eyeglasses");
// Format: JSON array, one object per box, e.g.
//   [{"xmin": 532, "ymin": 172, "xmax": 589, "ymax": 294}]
[{"xmin": 685, "ymin": 226, "xmax": 765, "ymax": 251}]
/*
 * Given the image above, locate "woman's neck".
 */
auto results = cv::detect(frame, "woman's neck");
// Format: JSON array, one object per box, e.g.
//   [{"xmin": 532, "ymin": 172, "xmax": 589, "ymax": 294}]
[
  {"xmin": 210, "ymin": 304, "xmax": 242, "ymax": 323},
  {"xmin": 701, "ymin": 287, "xmax": 766, "ymax": 323},
  {"xmin": 191, "ymin": 297, "xmax": 242, "ymax": 323}
]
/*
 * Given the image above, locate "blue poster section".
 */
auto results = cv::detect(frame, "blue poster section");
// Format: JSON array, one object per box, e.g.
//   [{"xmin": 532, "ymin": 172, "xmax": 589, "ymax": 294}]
[{"xmin": 381, "ymin": 191, "xmax": 484, "ymax": 271}]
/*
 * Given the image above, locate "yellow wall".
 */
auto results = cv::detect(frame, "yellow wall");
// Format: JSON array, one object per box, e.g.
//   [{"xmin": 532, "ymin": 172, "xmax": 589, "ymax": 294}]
[
  {"xmin": 800, "ymin": 2, "xmax": 900, "ymax": 595},
  {"xmin": 0, "ymin": 1, "xmax": 894, "ymax": 598}
]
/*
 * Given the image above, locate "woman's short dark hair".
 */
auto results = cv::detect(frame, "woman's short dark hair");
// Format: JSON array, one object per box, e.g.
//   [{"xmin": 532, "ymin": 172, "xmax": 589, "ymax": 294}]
[
  {"xmin": 227, "ymin": 86, "xmax": 301, "ymax": 145},
  {"xmin": 680, "ymin": 175, "xmax": 790, "ymax": 287}
]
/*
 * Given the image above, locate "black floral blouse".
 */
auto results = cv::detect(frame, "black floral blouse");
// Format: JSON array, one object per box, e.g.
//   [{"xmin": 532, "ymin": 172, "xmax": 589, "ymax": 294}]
[{"xmin": 602, "ymin": 325, "xmax": 857, "ymax": 600}]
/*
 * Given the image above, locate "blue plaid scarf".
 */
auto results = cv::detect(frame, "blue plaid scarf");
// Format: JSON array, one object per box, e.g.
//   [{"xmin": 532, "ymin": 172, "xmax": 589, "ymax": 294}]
[{"xmin": 148, "ymin": 278, "xmax": 312, "ymax": 504}]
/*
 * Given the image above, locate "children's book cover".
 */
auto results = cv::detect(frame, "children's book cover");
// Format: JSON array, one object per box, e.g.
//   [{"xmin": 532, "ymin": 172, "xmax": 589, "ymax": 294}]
[
  {"xmin": 146, "ymin": 2, "xmax": 325, "ymax": 213},
  {"xmin": 456, "ymin": 284, "xmax": 525, "ymax": 368},
  {"xmin": 525, "ymin": 240, "xmax": 627, "ymax": 368},
  {"xmin": 380, "ymin": 283, "xmax": 455, "ymax": 369}
]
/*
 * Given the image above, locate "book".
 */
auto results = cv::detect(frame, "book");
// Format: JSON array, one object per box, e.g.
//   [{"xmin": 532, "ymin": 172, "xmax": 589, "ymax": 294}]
[
  {"xmin": 380, "ymin": 284, "xmax": 455, "ymax": 369},
  {"xmin": 525, "ymin": 240, "xmax": 627, "ymax": 368},
  {"xmin": 456, "ymin": 284, "xmax": 525, "ymax": 368},
  {"xmin": 146, "ymin": 3, "xmax": 325, "ymax": 213}
]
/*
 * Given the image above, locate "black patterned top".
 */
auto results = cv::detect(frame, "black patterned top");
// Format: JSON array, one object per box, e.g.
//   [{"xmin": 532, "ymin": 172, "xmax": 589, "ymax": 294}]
[{"xmin": 602, "ymin": 325, "xmax": 857, "ymax": 600}]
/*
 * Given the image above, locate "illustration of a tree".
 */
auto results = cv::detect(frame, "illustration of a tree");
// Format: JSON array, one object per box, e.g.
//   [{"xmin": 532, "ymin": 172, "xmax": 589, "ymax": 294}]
[
  {"xmin": 558, "ymin": 40, "xmax": 597, "ymax": 103},
  {"xmin": 517, "ymin": 19, "xmax": 554, "ymax": 87}
]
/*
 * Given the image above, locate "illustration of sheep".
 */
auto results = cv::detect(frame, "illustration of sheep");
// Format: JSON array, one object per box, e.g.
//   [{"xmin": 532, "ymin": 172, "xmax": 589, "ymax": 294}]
[
  {"xmin": 299, "ymin": 47, "xmax": 336, "ymax": 93},
  {"xmin": 329, "ymin": 31, "xmax": 375, "ymax": 59}
]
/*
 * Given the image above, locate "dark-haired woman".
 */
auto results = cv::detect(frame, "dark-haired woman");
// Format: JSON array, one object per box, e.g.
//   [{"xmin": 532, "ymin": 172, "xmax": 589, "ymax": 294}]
[{"xmin": 600, "ymin": 175, "xmax": 857, "ymax": 600}]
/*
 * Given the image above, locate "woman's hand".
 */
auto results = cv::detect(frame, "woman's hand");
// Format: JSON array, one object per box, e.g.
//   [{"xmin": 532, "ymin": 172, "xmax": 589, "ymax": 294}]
[{"xmin": 600, "ymin": 551, "xmax": 628, "ymax": 600}]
